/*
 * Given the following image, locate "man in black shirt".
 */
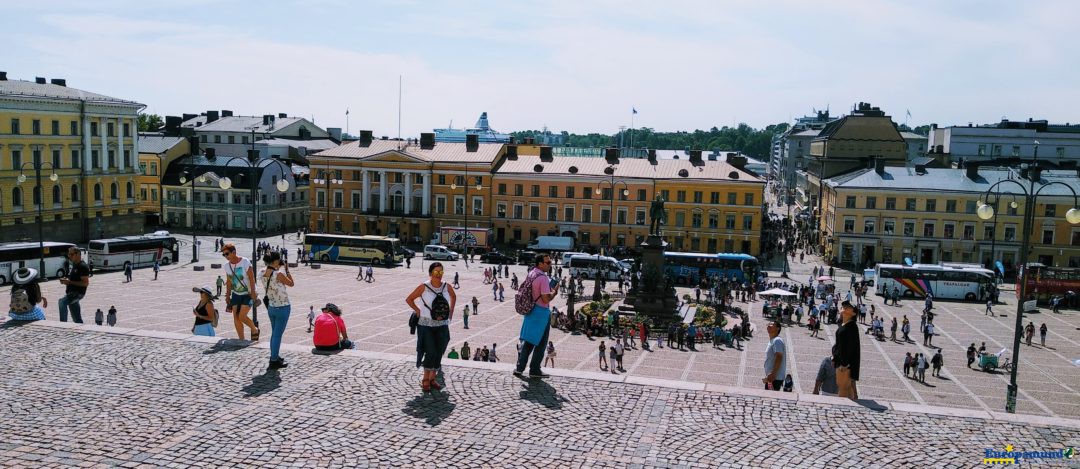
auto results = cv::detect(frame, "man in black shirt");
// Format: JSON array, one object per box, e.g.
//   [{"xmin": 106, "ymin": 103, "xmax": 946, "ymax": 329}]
[
  {"xmin": 833, "ymin": 300, "xmax": 861, "ymax": 400},
  {"xmin": 58, "ymin": 247, "xmax": 91, "ymax": 323}
]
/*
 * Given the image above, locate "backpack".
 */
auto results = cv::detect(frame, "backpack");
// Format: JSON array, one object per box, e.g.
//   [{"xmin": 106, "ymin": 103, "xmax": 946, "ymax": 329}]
[
  {"xmin": 423, "ymin": 284, "xmax": 451, "ymax": 321},
  {"xmin": 514, "ymin": 268, "xmax": 544, "ymax": 315},
  {"xmin": 9, "ymin": 287, "xmax": 31, "ymax": 313}
]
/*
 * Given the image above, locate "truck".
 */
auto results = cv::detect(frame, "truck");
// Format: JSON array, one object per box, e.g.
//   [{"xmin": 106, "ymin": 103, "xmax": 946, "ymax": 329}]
[
  {"xmin": 527, "ymin": 236, "xmax": 575, "ymax": 253},
  {"xmin": 432, "ymin": 227, "xmax": 492, "ymax": 254}
]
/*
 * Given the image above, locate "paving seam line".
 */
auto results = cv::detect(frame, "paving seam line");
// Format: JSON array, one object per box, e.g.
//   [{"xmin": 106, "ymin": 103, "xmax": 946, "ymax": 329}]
[{"xmin": 17, "ymin": 319, "xmax": 1080, "ymax": 431}]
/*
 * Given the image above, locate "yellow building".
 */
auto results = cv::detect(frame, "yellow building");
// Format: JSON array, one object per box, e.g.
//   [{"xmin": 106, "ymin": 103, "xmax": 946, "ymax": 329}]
[
  {"xmin": 309, "ymin": 134, "xmax": 765, "ymax": 254},
  {"xmin": 1, "ymin": 74, "xmax": 146, "ymax": 242},
  {"xmin": 137, "ymin": 132, "xmax": 190, "ymax": 221},
  {"xmin": 821, "ymin": 163, "xmax": 1080, "ymax": 273}
]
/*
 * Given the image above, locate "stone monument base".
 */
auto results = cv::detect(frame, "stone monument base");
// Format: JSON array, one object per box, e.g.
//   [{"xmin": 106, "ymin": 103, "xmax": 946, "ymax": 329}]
[{"xmin": 626, "ymin": 234, "xmax": 680, "ymax": 325}]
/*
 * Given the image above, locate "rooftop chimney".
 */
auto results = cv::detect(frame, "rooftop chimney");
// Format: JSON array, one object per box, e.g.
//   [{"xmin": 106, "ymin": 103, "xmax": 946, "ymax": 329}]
[
  {"xmin": 49, "ymin": 78, "xmax": 66, "ymax": 87},
  {"xmin": 206, "ymin": 110, "xmax": 219, "ymax": 123},
  {"xmin": 465, "ymin": 134, "xmax": 479, "ymax": 152},
  {"xmin": 605, "ymin": 147, "xmax": 620, "ymax": 164},
  {"xmin": 875, "ymin": 158, "xmax": 886, "ymax": 175},
  {"xmin": 205, "ymin": 147, "xmax": 216, "ymax": 160},
  {"xmin": 647, "ymin": 149, "xmax": 657, "ymax": 165},
  {"xmin": 506, "ymin": 145, "xmax": 518, "ymax": 160},
  {"xmin": 508, "ymin": 136, "xmax": 516, "ymax": 144},
  {"xmin": 0, "ymin": 71, "xmax": 7, "ymax": 81},
  {"xmin": 358, "ymin": 130, "xmax": 373, "ymax": 147},
  {"xmin": 182, "ymin": 113, "xmax": 197, "ymax": 121},
  {"xmin": 35, "ymin": 77, "xmax": 46, "ymax": 84},
  {"xmin": 221, "ymin": 110, "xmax": 233, "ymax": 117},
  {"xmin": 164, "ymin": 116, "xmax": 182, "ymax": 137},
  {"xmin": 262, "ymin": 115, "xmax": 273, "ymax": 125},
  {"xmin": 539, "ymin": 146, "xmax": 553, "ymax": 162},
  {"xmin": 689, "ymin": 149, "xmax": 703, "ymax": 166},
  {"xmin": 420, "ymin": 132, "xmax": 436, "ymax": 150},
  {"xmin": 278, "ymin": 113, "xmax": 287, "ymax": 118},
  {"xmin": 915, "ymin": 164, "xmax": 926, "ymax": 175},
  {"xmin": 726, "ymin": 153, "xmax": 747, "ymax": 169},
  {"xmin": 326, "ymin": 127, "xmax": 341, "ymax": 142},
  {"xmin": 966, "ymin": 164, "xmax": 979, "ymax": 180}
]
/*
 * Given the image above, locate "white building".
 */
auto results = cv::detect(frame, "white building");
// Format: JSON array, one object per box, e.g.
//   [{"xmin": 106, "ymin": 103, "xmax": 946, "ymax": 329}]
[
  {"xmin": 769, "ymin": 111, "xmax": 832, "ymax": 204},
  {"xmin": 928, "ymin": 119, "xmax": 1080, "ymax": 166}
]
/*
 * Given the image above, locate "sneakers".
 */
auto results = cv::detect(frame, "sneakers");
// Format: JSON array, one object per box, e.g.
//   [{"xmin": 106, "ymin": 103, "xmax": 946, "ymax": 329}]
[
  {"xmin": 268, "ymin": 358, "xmax": 288, "ymax": 369},
  {"xmin": 528, "ymin": 371, "xmax": 550, "ymax": 379},
  {"xmin": 512, "ymin": 370, "xmax": 524, "ymax": 378}
]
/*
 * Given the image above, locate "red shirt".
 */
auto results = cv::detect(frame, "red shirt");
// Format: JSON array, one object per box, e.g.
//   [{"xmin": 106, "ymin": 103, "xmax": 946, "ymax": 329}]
[{"xmin": 313, "ymin": 313, "xmax": 346, "ymax": 346}]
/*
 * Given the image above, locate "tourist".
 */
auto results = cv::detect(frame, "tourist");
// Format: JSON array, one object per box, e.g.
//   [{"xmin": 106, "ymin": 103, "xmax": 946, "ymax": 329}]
[
  {"xmin": 8, "ymin": 267, "xmax": 47, "ymax": 321},
  {"xmin": 216, "ymin": 275, "xmax": 224, "ymax": 297},
  {"xmin": 985, "ymin": 299, "xmax": 994, "ymax": 316},
  {"xmin": 191, "ymin": 285, "xmax": 217, "ymax": 337},
  {"xmin": 453, "ymin": 272, "xmax": 460, "ymax": 289},
  {"xmin": 931, "ymin": 350, "xmax": 943, "ymax": 377},
  {"xmin": 462, "ymin": 304, "xmax": 470, "ymax": 329},
  {"xmin": 598, "ymin": 341, "xmax": 608, "ymax": 370},
  {"xmin": 833, "ymin": 300, "xmax": 861, "ymax": 400},
  {"xmin": 365, "ymin": 263, "xmax": 374, "ymax": 283},
  {"xmin": 222, "ymin": 244, "xmax": 260, "ymax": 341},
  {"xmin": 448, "ymin": 348, "xmax": 459, "ymax": 359},
  {"xmin": 813, "ymin": 352, "xmax": 838, "ymax": 396},
  {"xmin": 890, "ymin": 317, "xmax": 898, "ymax": 342},
  {"xmin": 1024, "ymin": 322, "xmax": 1035, "ymax": 346},
  {"xmin": 923, "ymin": 321, "xmax": 935, "ymax": 347},
  {"xmin": 461, "ymin": 342, "xmax": 471, "ymax": 360},
  {"xmin": 615, "ymin": 339, "xmax": 625, "ymax": 372},
  {"xmin": 313, "ymin": 303, "xmax": 354, "ymax": 351},
  {"xmin": 513, "ymin": 254, "xmax": 559, "ymax": 379},
  {"xmin": 307, "ymin": 306, "xmax": 315, "ymax": 333},
  {"xmin": 1039, "ymin": 323, "xmax": 1047, "ymax": 347},
  {"xmin": 262, "ymin": 251, "xmax": 294, "ymax": 369},
  {"xmin": 782, "ymin": 373, "xmax": 794, "ymax": 392},
  {"xmin": 153, "ymin": 260, "xmax": 160, "ymax": 281},
  {"xmin": 966, "ymin": 343, "xmax": 977, "ymax": 368},
  {"xmin": 356, "ymin": 262, "xmax": 364, "ymax": 280},
  {"xmin": 762, "ymin": 320, "xmax": 786, "ymax": 391},
  {"xmin": 901, "ymin": 316, "xmax": 911, "ymax": 342},
  {"xmin": 480, "ymin": 346, "xmax": 489, "ymax": 361},
  {"xmin": 406, "ymin": 262, "xmax": 455, "ymax": 392},
  {"xmin": 107, "ymin": 306, "xmax": 117, "ymax": 326},
  {"xmin": 472, "ymin": 297, "xmax": 480, "ymax": 316},
  {"xmin": 608, "ymin": 342, "xmax": 619, "ymax": 374},
  {"xmin": 95, "ymin": 308, "xmax": 104, "ymax": 326},
  {"xmin": 492, "ymin": 280, "xmax": 498, "ymax": 301},
  {"xmin": 58, "ymin": 246, "xmax": 90, "ymax": 324},
  {"xmin": 916, "ymin": 353, "xmax": 927, "ymax": 383},
  {"xmin": 124, "ymin": 263, "xmax": 133, "ymax": 283},
  {"xmin": 498, "ymin": 282, "xmax": 505, "ymax": 302},
  {"xmin": 490, "ymin": 343, "xmax": 499, "ymax": 362},
  {"xmin": 543, "ymin": 341, "xmax": 556, "ymax": 367},
  {"xmin": 903, "ymin": 352, "xmax": 913, "ymax": 377}
]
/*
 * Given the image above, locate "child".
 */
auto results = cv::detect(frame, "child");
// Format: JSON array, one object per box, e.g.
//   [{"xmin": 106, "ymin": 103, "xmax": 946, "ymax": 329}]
[
  {"xmin": 782, "ymin": 374, "xmax": 794, "ymax": 392},
  {"xmin": 307, "ymin": 305, "xmax": 315, "ymax": 333}
]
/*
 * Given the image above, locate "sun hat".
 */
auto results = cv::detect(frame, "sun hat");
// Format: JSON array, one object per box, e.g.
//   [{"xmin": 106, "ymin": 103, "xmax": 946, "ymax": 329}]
[
  {"xmin": 13, "ymin": 267, "xmax": 38, "ymax": 285},
  {"xmin": 192, "ymin": 285, "xmax": 215, "ymax": 298}
]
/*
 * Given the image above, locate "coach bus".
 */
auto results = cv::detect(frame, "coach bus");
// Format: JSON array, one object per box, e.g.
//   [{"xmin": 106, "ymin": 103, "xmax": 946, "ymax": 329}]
[
  {"xmin": 567, "ymin": 254, "xmax": 628, "ymax": 280},
  {"xmin": 663, "ymin": 252, "xmax": 760, "ymax": 285},
  {"xmin": 0, "ymin": 241, "xmax": 78, "ymax": 284},
  {"xmin": 87, "ymin": 234, "xmax": 179, "ymax": 271},
  {"xmin": 1018, "ymin": 263, "xmax": 1080, "ymax": 303},
  {"xmin": 304, "ymin": 233, "xmax": 405, "ymax": 266},
  {"xmin": 875, "ymin": 263, "xmax": 993, "ymax": 301}
]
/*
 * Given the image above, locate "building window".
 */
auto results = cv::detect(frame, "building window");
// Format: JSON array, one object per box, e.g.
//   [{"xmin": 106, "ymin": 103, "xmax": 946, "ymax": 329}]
[
  {"xmin": 564, "ymin": 206, "xmax": 574, "ymax": 222},
  {"xmin": 992, "ymin": 145, "xmax": 1002, "ymax": 156},
  {"xmin": 583, "ymin": 188, "xmax": 592, "ymax": 200},
  {"xmin": 548, "ymin": 186, "xmax": 557, "ymax": 198},
  {"xmin": 601, "ymin": 188, "xmax": 612, "ymax": 201},
  {"xmin": 925, "ymin": 199, "xmax": 936, "ymax": 212},
  {"xmin": 1004, "ymin": 225, "xmax": 1016, "ymax": 241},
  {"xmin": 691, "ymin": 212, "xmax": 702, "ymax": 228},
  {"xmin": 977, "ymin": 144, "xmax": 986, "ymax": 156},
  {"xmin": 351, "ymin": 192, "xmax": 361, "ymax": 209},
  {"xmin": 51, "ymin": 120, "xmax": 60, "ymax": 135},
  {"xmin": 1057, "ymin": 147, "xmax": 1066, "ymax": 158},
  {"xmin": 1007, "ymin": 203, "xmax": 1018, "ymax": 216},
  {"xmin": 454, "ymin": 197, "xmax": 465, "ymax": 215},
  {"xmin": 676, "ymin": 191, "xmax": 686, "ymax": 203},
  {"xmin": 600, "ymin": 208, "xmax": 611, "ymax": 224},
  {"xmin": 727, "ymin": 192, "xmax": 737, "ymax": 205},
  {"xmin": 31, "ymin": 119, "xmax": 41, "ymax": 135},
  {"xmin": 710, "ymin": 192, "xmax": 719, "ymax": 204},
  {"xmin": 1011, "ymin": 145, "xmax": 1020, "ymax": 157},
  {"xmin": 11, "ymin": 187, "xmax": 22, "ymax": 207},
  {"xmin": 436, "ymin": 196, "xmax": 446, "ymax": 214},
  {"xmin": 661, "ymin": 190, "xmax": 669, "ymax": 201},
  {"xmin": 905, "ymin": 198, "xmax": 916, "ymax": 211},
  {"xmin": 316, "ymin": 191, "xmax": 325, "ymax": 208},
  {"xmin": 883, "ymin": 219, "xmax": 895, "ymax": 235},
  {"xmin": 1045, "ymin": 204, "xmax": 1057, "ymax": 217},
  {"xmin": 673, "ymin": 211, "xmax": 684, "ymax": 227},
  {"xmin": 514, "ymin": 184, "xmax": 523, "ymax": 196},
  {"xmin": 963, "ymin": 224, "xmax": 975, "ymax": 240},
  {"xmin": 228, "ymin": 135, "xmax": 235, "ymax": 144},
  {"xmin": 865, "ymin": 196, "xmax": 876, "ymax": 210},
  {"xmin": 334, "ymin": 192, "xmax": 343, "ymax": 208},
  {"xmin": 922, "ymin": 222, "xmax": 935, "ymax": 237},
  {"xmin": 547, "ymin": 205, "xmax": 557, "ymax": 221},
  {"xmin": 214, "ymin": 135, "xmax": 221, "ymax": 144},
  {"xmin": 52, "ymin": 150, "xmax": 61, "ymax": 169},
  {"xmin": 724, "ymin": 214, "xmax": 735, "ymax": 229},
  {"xmin": 531, "ymin": 185, "xmax": 540, "ymax": 197},
  {"xmin": 743, "ymin": 215, "xmax": 753, "ymax": 230},
  {"xmin": 473, "ymin": 197, "xmax": 483, "ymax": 216},
  {"xmin": 200, "ymin": 135, "xmax": 207, "ymax": 143},
  {"xmin": 638, "ymin": 189, "xmax": 647, "ymax": 201},
  {"xmin": 965, "ymin": 200, "xmax": 977, "ymax": 214},
  {"xmin": 1042, "ymin": 229, "xmax": 1054, "ymax": 244},
  {"xmin": 71, "ymin": 184, "xmax": 80, "ymax": 202},
  {"xmin": 618, "ymin": 209, "xmax": 628, "ymax": 225},
  {"xmin": 744, "ymin": 193, "xmax": 754, "ymax": 206},
  {"xmin": 530, "ymin": 205, "xmax": 540, "ymax": 220},
  {"xmin": 843, "ymin": 218, "xmax": 854, "ymax": 233},
  {"xmin": 845, "ymin": 196, "xmax": 856, "ymax": 209},
  {"xmin": 864, "ymin": 219, "xmax": 876, "ymax": 234},
  {"xmin": 943, "ymin": 223, "xmax": 955, "ymax": 239},
  {"xmin": 637, "ymin": 209, "xmax": 646, "ymax": 225},
  {"xmin": 107, "ymin": 122, "xmax": 115, "ymax": 137},
  {"xmin": 513, "ymin": 204, "xmax": 523, "ymax": 219},
  {"xmin": 945, "ymin": 200, "xmax": 957, "ymax": 213},
  {"xmin": 582, "ymin": 207, "xmax": 592, "ymax": 223},
  {"xmin": 983, "ymin": 223, "xmax": 995, "ymax": 240},
  {"xmin": 708, "ymin": 213, "xmax": 718, "ymax": 228},
  {"xmin": 70, "ymin": 121, "xmax": 78, "ymax": 136},
  {"xmin": 885, "ymin": 197, "xmax": 896, "ymax": 210},
  {"xmin": 11, "ymin": 150, "xmax": 21, "ymax": 168},
  {"xmin": 497, "ymin": 183, "xmax": 506, "ymax": 195},
  {"xmin": 566, "ymin": 186, "xmax": 576, "ymax": 199},
  {"xmin": 242, "ymin": 136, "xmax": 249, "ymax": 144},
  {"xmin": 903, "ymin": 221, "xmax": 915, "ymax": 237}
]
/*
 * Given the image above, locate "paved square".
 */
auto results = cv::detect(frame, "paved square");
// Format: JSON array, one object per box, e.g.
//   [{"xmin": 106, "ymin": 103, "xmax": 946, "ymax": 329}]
[{"xmin": 9, "ymin": 234, "xmax": 1080, "ymax": 419}]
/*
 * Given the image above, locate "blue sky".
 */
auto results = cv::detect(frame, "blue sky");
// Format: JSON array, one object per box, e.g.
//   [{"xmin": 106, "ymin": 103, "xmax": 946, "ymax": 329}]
[{"xmin": 3, "ymin": 0, "xmax": 1077, "ymax": 136}]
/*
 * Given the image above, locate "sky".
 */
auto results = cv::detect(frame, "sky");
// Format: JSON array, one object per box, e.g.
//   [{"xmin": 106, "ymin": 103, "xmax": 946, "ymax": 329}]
[{"xmin": 3, "ymin": 0, "xmax": 1077, "ymax": 137}]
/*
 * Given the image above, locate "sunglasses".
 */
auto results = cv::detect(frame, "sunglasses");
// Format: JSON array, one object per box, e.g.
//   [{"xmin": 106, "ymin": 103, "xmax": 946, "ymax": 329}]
[
  {"xmin": 221, "ymin": 250, "xmax": 234, "ymax": 257},
  {"xmin": 432, "ymin": 269, "xmax": 444, "ymax": 275}
]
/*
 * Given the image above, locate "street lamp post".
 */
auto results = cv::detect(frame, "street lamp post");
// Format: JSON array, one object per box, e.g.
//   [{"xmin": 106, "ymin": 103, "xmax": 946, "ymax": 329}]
[
  {"xmin": 592, "ymin": 165, "xmax": 629, "ymax": 301},
  {"xmin": 450, "ymin": 163, "xmax": 482, "ymax": 266},
  {"xmin": 312, "ymin": 168, "xmax": 343, "ymax": 232},
  {"xmin": 178, "ymin": 163, "xmax": 210, "ymax": 263},
  {"xmin": 976, "ymin": 143, "xmax": 1080, "ymax": 413},
  {"xmin": 17, "ymin": 162, "xmax": 59, "ymax": 274},
  {"xmin": 216, "ymin": 151, "xmax": 292, "ymax": 327}
]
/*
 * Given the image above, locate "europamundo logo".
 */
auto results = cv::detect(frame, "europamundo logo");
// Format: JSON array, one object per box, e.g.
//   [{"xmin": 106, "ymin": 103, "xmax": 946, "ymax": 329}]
[{"xmin": 982, "ymin": 444, "xmax": 1074, "ymax": 464}]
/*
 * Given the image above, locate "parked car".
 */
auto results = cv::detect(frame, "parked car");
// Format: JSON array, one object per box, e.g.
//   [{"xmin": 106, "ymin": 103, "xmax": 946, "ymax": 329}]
[
  {"xmin": 517, "ymin": 250, "xmax": 538, "ymax": 265},
  {"xmin": 423, "ymin": 244, "xmax": 459, "ymax": 261},
  {"xmin": 481, "ymin": 250, "xmax": 515, "ymax": 265}
]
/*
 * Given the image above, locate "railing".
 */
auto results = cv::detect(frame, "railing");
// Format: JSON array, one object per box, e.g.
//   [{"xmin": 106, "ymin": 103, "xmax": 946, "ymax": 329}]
[{"xmin": 164, "ymin": 199, "xmax": 308, "ymax": 210}]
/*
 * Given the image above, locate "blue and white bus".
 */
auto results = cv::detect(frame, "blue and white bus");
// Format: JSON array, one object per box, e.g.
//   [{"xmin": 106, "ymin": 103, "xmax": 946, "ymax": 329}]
[{"xmin": 663, "ymin": 252, "xmax": 760, "ymax": 285}]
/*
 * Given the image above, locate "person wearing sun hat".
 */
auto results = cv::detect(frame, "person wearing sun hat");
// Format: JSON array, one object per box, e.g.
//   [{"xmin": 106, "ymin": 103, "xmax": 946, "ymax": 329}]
[
  {"xmin": 8, "ymin": 267, "xmax": 47, "ymax": 321},
  {"xmin": 191, "ymin": 285, "xmax": 218, "ymax": 336}
]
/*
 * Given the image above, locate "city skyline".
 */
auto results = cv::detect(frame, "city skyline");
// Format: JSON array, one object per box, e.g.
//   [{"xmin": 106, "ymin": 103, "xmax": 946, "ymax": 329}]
[{"xmin": 3, "ymin": 0, "xmax": 1077, "ymax": 137}]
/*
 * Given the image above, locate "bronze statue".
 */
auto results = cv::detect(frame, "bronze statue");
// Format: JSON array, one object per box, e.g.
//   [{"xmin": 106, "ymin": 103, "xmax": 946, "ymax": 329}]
[{"xmin": 649, "ymin": 195, "xmax": 667, "ymax": 235}]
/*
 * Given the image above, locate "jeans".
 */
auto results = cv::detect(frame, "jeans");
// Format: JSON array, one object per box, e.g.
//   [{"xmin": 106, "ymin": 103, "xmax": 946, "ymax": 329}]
[
  {"xmin": 59, "ymin": 293, "xmax": 85, "ymax": 323},
  {"xmin": 417, "ymin": 325, "xmax": 450, "ymax": 370},
  {"xmin": 267, "ymin": 304, "xmax": 291, "ymax": 361},
  {"xmin": 463, "ymin": 315, "xmax": 469, "ymax": 329},
  {"xmin": 515, "ymin": 324, "xmax": 550, "ymax": 374}
]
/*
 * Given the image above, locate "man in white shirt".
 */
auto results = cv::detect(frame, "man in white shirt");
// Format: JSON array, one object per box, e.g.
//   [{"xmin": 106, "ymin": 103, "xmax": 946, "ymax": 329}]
[{"xmin": 762, "ymin": 320, "xmax": 787, "ymax": 391}]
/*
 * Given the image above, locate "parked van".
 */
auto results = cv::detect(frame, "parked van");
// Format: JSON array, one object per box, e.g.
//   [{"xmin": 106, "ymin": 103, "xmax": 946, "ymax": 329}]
[
  {"xmin": 560, "ymin": 252, "xmax": 591, "ymax": 266},
  {"xmin": 423, "ymin": 245, "xmax": 459, "ymax": 261},
  {"xmin": 567, "ymin": 254, "xmax": 628, "ymax": 280},
  {"xmin": 527, "ymin": 236, "xmax": 575, "ymax": 252}
]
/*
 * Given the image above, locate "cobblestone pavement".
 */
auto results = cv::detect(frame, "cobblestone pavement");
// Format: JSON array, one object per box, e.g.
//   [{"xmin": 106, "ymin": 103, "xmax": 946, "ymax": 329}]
[
  {"xmin": 0, "ymin": 323, "xmax": 1076, "ymax": 467},
  {"xmin": 7, "ymin": 233, "xmax": 1080, "ymax": 420}
]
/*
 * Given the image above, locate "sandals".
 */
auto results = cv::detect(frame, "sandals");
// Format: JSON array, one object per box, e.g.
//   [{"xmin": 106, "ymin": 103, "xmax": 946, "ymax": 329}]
[
  {"xmin": 421, "ymin": 380, "xmax": 432, "ymax": 393},
  {"xmin": 251, "ymin": 327, "xmax": 261, "ymax": 342},
  {"xmin": 430, "ymin": 380, "xmax": 443, "ymax": 391}
]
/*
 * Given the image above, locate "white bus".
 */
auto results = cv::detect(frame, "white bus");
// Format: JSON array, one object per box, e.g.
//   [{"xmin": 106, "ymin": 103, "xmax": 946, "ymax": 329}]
[
  {"xmin": 567, "ymin": 254, "xmax": 627, "ymax": 280},
  {"xmin": 875, "ymin": 263, "xmax": 993, "ymax": 301},
  {"xmin": 87, "ymin": 235, "xmax": 179, "ymax": 271},
  {"xmin": 304, "ymin": 233, "xmax": 405, "ymax": 266},
  {"xmin": 0, "ymin": 241, "xmax": 77, "ymax": 284}
]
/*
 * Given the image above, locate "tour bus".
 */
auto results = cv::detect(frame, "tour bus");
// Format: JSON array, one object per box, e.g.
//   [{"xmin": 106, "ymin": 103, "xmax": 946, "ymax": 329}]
[
  {"xmin": 304, "ymin": 233, "xmax": 405, "ymax": 266},
  {"xmin": 567, "ymin": 254, "xmax": 627, "ymax": 280},
  {"xmin": 875, "ymin": 263, "xmax": 994, "ymax": 301},
  {"xmin": 87, "ymin": 234, "xmax": 179, "ymax": 271},
  {"xmin": 663, "ymin": 252, "xmax": 760, "ymax": 285},
  {"xmin": 0, "ymin": 241, "xmax": 78, "ymax": 284},
  {"xmin": 1018, "ymin": 263, "xmax": 1080, "ymax": 303}
]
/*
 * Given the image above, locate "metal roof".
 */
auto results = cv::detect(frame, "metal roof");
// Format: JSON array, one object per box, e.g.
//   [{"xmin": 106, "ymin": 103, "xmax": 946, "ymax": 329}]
[
  {"xmin": 825, "ymin": 167, "xmax": 1080, "ymax": 197},
  {"xmin": 312, "ymin": 139, "xmax": 503, "ymax": 164},
  {"xmin": 495, "ymin": 155, "xmax": 762, "ymax": 182},
  {"xmin": 138, "ymin": 133, "xmax": 186, "ymax": 154},
  {"xmin": 258, "ymin": 138, "xmax": 338, "ymax": 151},
  {"xmin": 0, "ymin": 79, "xmax": 143, "ymax": 106},
  {"xmin": 184, "ymin": 115, "xmax": 308, "ymax": 134}
]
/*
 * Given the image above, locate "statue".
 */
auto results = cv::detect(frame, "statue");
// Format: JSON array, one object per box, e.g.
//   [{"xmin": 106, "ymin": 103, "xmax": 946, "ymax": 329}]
[{"xmin": 649, "ymin": 195, "xmax": 667, "ymax": 235}]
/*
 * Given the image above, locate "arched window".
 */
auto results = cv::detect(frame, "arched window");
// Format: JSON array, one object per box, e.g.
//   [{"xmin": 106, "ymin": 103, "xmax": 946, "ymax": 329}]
[
  {"xmin": 126, "ymin": 181, "xmax": 134, "ymax": 198},
  {"xmin": 94, "ymin": 183, "xmax": 102, "ymax": 201},
  {"xmin": 52, "ymin": 185, "xmax": 61, "ymax": 205},
  {"xmin": 32, "ymin": 186, "xmax": 41, "ymax": 205},
  {"xmin": 71, "ymin": 184, "xmax": 80, "ymax": 202},
  {"xmin": 110, "ymin": 182, "xmax": 118, "ymax": 200},
  {"xmin": 12, "ymin": 187, "xmax": 22, "ymax": 206}
]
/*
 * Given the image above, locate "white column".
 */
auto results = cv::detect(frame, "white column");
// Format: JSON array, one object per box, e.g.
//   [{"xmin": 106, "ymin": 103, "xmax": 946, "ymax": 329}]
[
  {"xmin": 422, "ymin": 173, "xmax": 431, "ymax": 215},
  {"xmin": 379, "ymin": 170, "xmax": 388, "ymax": 213},
  {"xmin": 83, "ymin": 119, "xmax": 92, "ymax": 170},
  {"xmin": 132, "ymin": 118, "xmax": 140, "ymax": 167},
  {"xmin": 117, "ymin": 117, "xmax": 125, "ymax": 172},
  {"xmin": 404, "ymin": 172, "xmax": 413, "ymax": 214},
  {"xmin": 361, "ymin": 170, "xmax": 370, "ymax": 212},
  {"xmin": 99, "ymin": 117, "xmax": 108, "ymax": 173}
]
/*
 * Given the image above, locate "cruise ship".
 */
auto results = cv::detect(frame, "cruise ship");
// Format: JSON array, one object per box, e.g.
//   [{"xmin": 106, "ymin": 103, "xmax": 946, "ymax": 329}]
[{"xmin": 434, "ymin": 112, "xmax": 510, "ymax": 143}]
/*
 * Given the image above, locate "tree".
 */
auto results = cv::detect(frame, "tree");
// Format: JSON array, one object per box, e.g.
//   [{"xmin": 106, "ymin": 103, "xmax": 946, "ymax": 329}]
[{"xmin": 138, "ymin": 113, "xmax": 164, "ymax": 132}]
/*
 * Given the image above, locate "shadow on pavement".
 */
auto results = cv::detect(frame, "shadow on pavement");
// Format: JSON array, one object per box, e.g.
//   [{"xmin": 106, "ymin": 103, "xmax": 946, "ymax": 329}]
[
  {"xmin": 518, "ymin": 378, "xmax": 566, "ymax": 410},
  {"xmin": 242, "ymin": 369, "xmax": 282, "ymax": 397},
  {"xmin": 403, "ymin": 393, "xmax": 456, "ymax": 427},
  {"xmin": 0, "ymin": 320, "xmax": 37, "ymax": 329},
  {"xmin": 203, "ymin": 339, "xmax": 253, "ymax": 355},
  {"xmin": 855, "ymin": 399, "xmax": 889, "ymax": 412}
]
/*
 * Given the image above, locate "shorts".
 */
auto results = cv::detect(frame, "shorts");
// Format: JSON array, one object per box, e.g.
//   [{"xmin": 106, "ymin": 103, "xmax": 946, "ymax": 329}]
[{"xmin": 229, "ymin": 293, "xmax": 253, "ymax": 309}]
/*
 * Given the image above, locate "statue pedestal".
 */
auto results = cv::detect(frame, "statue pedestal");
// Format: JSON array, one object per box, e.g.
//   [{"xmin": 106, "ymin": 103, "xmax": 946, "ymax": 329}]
[{"xmin": 626, "ymin": 234, "xmax": 680, "ymax": 326}]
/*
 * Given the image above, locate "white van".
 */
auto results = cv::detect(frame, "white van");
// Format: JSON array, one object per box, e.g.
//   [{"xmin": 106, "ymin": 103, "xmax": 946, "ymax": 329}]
[
  {"xmin": 423, "ymin": 245, "xmax": 459, "ymax": 261},
  {"xmin": 560, "ymin": 252, "xmax": 591, "ymax": 266},
  {"xmin": 568, "ymin": 254, "xmax": 628, "ymax": 280}
]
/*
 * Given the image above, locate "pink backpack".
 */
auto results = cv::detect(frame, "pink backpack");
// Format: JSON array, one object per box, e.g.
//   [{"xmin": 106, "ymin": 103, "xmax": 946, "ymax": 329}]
[{"xmin": 514, "ymin": 268, "xmax": 544, "ymax": 315}]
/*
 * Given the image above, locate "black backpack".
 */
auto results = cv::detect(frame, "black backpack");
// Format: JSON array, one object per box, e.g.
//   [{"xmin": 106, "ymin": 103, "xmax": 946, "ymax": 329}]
[{"xmin": 423, "ymin": 284, "xmax": 451, "ymax": 321}]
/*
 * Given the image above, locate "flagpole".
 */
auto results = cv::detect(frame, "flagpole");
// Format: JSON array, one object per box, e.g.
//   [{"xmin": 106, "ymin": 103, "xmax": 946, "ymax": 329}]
[
  {"xmin": 630, "ymin": 109, "xmax": 634, "ymax": 150},
  {"xmin": 346, "ymin": 109, "xmax": 350, "ymax": 138}
]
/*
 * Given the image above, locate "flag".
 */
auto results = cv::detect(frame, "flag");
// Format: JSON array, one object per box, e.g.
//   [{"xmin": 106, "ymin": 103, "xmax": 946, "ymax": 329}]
[
  {"xmin": 632, "ymin": 107, "xmax": 638, "ymax": 114},
  {"xmin": 905, "ymin": 109, "xmax": 911, "ymax": 119},
  {"xmin": 346, "ymin": 109, "xmax": 350, "ymax": 115}
]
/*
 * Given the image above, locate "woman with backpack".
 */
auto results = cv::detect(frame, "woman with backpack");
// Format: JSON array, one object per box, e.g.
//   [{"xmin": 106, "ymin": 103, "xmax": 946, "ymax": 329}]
[
  {"xmin": 8, "ymin": 268, "xmax": 47, "ymax": 321},
  {"xmin": 191, "ymin": 285, "xmax": 218, "ymax": 337},
  {"xmin": 406, "ymin": 262, "xmax": 456, "ymax": 393}
]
